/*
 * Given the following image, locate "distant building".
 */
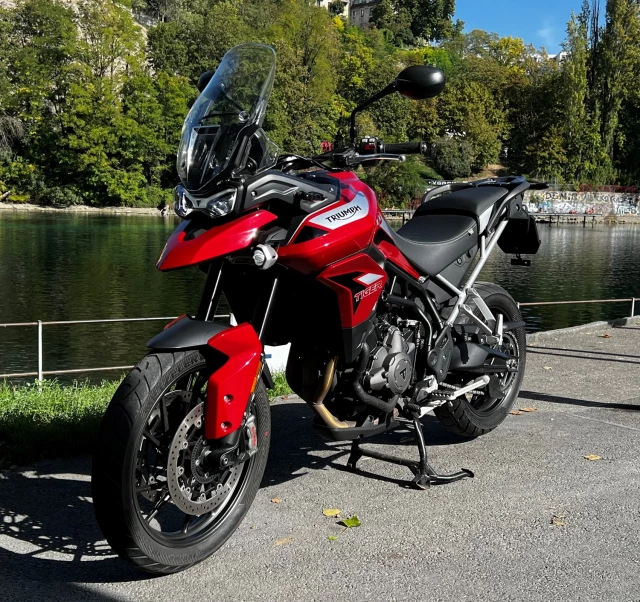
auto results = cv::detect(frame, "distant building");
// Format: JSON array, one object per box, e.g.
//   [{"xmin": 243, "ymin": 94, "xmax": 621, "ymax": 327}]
[
  {"xmin": 349, "ymin": 0, "xmax": 381, "ymax": 28},
  {"xmin": 315, "ymin": 0, "xmax": 349, "ymax": 18},
  {"xmin": 548, "ymin": 52, "xmax": 568, "ymax": 65}
]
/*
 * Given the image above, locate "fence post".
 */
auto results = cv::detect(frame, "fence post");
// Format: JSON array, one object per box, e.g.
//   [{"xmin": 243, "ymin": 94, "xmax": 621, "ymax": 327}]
[
  {"xmin": 37, "ymin": 320, "xmax": 43, "ymax": 384},
  {"xmin": 632, "ymin": 298, "xmax": 636, "ymax": 319}
]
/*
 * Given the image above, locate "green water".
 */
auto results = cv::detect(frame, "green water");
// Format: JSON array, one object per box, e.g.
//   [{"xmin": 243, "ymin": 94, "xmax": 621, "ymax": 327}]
[{"xmin": 1, "ymin": 212, "xmax": 639, "ymax": 381}]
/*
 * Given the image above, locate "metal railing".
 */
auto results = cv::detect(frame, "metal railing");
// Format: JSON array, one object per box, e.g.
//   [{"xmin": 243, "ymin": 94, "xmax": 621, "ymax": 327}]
[
  {"xmin": 519, "ymin": 297, "xmax": 637, "ymax": 320},
  {"xmin": 0, "ymin": 315, "xmax": 228, "ymax": 382},
  {"xmin": 0, "ymin": 299, "xmax": 637, "ymax": 382}
]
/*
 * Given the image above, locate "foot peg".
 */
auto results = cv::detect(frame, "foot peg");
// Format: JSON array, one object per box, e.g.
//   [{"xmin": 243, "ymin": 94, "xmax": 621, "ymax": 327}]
[{"xmin": 347, "ymin": 412, "xmax": 474, "ymax": 490}]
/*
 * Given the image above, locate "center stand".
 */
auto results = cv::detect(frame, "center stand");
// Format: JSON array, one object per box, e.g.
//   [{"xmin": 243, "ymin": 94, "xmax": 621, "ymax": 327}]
[{"xmin": 347, "ymin": 409, "xmax": 474, "ymax": 489}]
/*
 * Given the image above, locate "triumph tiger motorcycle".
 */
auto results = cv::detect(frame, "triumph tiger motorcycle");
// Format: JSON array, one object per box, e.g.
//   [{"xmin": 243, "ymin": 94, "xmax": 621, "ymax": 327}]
[{"xmin": 92, "ymin": 43, "xmax": 542, "ymax": 574}]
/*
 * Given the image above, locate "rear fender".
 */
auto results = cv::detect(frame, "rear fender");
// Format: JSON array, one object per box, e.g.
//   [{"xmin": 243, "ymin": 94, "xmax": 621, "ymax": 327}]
[{"xmin": 147, "ymin": 318, "xmax": 263, "ymax": 440}]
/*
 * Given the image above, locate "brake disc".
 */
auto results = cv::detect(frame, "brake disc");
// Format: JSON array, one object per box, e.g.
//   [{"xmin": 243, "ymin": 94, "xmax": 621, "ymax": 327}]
[{"xmin": 166, "ymin": 403, "xmax": 242, "ymax": 516}]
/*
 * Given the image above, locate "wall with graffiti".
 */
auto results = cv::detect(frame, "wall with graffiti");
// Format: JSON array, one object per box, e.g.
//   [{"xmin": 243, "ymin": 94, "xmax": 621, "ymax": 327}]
[{"xmin": 524, "ymin": 190, "xmax": 640, "ymax": 216}]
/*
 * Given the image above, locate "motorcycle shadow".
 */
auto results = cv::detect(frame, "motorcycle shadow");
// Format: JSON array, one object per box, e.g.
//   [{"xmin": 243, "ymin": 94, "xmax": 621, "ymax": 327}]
[
  {"xmin": 0, "ymin": 458, "xmax": 145, "ymax": 592},
  {"xmin": 263, "ymin": 401, "xmax": 470, "ymax": 490},
  {"xmin": 0, "ymin": 402, "xmax": 469, "ymax": 590}
]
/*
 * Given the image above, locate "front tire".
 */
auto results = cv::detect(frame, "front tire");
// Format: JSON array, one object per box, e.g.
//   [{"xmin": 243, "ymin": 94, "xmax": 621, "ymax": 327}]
[
  {"xmin": 91, "ymin": 351, "xmax": 270, "ymax": 575},
  {"xmin": 434, "ymin": 282, "xmax": 526, "ymax": 438}
]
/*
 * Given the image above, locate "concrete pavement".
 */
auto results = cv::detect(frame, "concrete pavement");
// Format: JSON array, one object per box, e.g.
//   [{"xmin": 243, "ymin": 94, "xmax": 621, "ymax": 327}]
[{"xmin": 1, "ymin": 321, "xmax": 640, "ymax": 602}]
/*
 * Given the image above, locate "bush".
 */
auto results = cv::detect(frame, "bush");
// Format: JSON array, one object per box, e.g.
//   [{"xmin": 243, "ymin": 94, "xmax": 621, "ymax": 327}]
[
  {"xmin": 433, "ymin": 137, "xmax": 474, "ymax": 180},
  {"xmin": 47, "ymin": 186, "xmax": 83, "ymax": 207}
]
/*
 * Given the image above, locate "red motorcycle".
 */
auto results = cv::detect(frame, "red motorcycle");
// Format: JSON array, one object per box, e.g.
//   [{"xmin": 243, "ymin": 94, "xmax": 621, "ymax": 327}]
[{"xmin": 92, "ymin": 43, "xmax": 541, "ymax": 574}]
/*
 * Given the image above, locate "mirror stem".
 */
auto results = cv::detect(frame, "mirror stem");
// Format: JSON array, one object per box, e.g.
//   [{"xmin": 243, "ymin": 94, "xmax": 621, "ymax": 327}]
[{"xmin": 349, "ymin": 82, "xmax": 397, "ymax": 145}]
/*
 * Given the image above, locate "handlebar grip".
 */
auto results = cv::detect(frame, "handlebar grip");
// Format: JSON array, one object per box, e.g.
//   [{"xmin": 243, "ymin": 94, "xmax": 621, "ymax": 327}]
[{"xmin": 381, "ymin": 142, "xmax": 427, "ymax": 155}]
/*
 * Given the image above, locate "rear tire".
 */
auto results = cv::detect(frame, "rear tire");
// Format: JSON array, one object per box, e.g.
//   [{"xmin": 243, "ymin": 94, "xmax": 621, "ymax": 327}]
[
  {"xmin": 434, "ymin": 282, "xmax": 526, "ymax": 438},
  {"xmin": 91, "ymin": 351, "xmax": 271, "ymax": 575}
]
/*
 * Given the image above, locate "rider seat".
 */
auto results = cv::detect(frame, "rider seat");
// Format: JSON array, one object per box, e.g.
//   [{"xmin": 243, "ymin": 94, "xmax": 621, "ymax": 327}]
[{"xmin": 389, "ymin": 186, "xmax": 509, "ymax": 277}]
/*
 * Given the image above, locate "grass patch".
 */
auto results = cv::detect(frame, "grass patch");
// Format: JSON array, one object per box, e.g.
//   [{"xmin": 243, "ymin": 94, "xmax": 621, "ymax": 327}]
[
  {"xmin": 271, "ymin": 370, "xmax": 293, "ymax": 399},
  {"xmin": 0, "ymin": 373, "xmax": 293, "ymax": 468},
  {"xmin": 0, "ymin": 380, "xmax": 118, "ymax": 468}
]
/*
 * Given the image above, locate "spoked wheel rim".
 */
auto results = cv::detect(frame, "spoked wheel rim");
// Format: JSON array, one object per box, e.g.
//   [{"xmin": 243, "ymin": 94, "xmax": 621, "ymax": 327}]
[
  {"xmin": 468, "ymin": 309, "xmax": 521, "ymax": 415},
  {"xmin": 131, "ymin": 367, "xmax": 256, "ymax": 546}
]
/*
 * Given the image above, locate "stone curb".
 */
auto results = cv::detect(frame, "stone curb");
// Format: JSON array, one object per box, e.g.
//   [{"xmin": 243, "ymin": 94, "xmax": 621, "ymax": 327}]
[{"xmin": 526, "ymin": 316, "xmax": 640, "ymax": 344}]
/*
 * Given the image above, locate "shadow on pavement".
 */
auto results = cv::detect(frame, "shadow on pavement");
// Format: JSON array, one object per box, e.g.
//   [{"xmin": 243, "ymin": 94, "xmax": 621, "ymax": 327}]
[
  {"xmin": 520, "ymin": 390, "xmax": 640, "ymax": 411},
  {"xmin": 262, "ymin": 403, "xmax": 470, "ymax": 490},
  {"xmin": 527, "ymin": 348, "xmax": 640, "ymax": 365},
  {"xmin": 0, "ymin": 401, "xmax": 470, "ymax": 595},
  {"xmin": 528, "ymin": 345, "xmax": 640, "ymax": 360}
]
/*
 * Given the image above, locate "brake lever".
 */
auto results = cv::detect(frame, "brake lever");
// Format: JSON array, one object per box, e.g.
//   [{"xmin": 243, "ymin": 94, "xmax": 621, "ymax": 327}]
[{"xmin": 343, "ymin": 153, "xmax": 406, "ymax": 167}]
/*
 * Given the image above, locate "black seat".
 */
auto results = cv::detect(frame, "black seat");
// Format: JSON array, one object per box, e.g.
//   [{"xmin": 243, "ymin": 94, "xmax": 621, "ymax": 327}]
[
  {"xmin": 390, "ymin": 214, "xmax": 478, "ymax": 277},
  {"xmin": 415, "ymin": 186, "xmax": 509, "ymax": 220}
]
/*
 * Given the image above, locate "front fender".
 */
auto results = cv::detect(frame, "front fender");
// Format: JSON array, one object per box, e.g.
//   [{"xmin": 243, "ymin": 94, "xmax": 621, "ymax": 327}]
[
  {"xmin": 148, "ymin": 318, "xmax": 263, "ymax": 440},
  {"xmin": 204, "ymin": 323, "xmax": 262, "ymax": 439}
]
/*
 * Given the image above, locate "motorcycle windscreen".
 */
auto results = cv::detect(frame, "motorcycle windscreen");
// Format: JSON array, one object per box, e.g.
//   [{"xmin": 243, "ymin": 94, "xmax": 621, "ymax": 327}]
[{"xmin": 177, "ymin": 43, "xmax": 277, "ymax": 192}]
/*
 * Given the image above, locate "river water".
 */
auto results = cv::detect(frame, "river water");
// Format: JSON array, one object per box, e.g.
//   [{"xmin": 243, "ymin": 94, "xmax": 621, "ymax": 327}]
[{"xmin": 1, "ymin": 212, "xmax": 639, "ymax": 381}]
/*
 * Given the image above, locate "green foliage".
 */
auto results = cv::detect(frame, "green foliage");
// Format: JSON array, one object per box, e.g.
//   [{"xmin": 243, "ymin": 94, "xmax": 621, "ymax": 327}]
[
  {"xmin": 433, "ymin": 137, "xmax": 473, "ymax": 179},
  {"xmin": 1, "ymin": 0, "xmax": 639, "ymax": 207}
]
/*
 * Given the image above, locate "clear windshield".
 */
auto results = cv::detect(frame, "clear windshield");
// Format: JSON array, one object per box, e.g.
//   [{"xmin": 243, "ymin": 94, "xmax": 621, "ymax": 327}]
[{"xmin": 177, "ymin": 44, "xmax": 277, "ymax": 192}]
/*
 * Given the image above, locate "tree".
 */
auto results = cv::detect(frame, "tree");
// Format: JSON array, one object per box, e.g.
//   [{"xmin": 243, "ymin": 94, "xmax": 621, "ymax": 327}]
[
  {"xmin": 371, "ymin": 0, "xmax": 456, "ymax": 43},
  {"xmin": 328, "ymin": 0, "xmax": 344, "ymax": 16}
]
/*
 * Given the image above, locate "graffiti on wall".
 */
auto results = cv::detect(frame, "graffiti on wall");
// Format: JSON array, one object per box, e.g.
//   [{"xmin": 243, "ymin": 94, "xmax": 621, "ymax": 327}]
[{"xmin": 524, "ymin": 190, "xmax": 640, "ymax": 216}]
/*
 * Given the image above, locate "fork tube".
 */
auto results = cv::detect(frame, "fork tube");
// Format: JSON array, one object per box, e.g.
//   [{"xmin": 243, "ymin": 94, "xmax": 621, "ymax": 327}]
[
  {"xmin": 197, "ymin": 260, "xmax": 224, "ymax": 321},
  {"xmin": 259, "ymin": 277, "xmax": 279, "ymax": 341}
]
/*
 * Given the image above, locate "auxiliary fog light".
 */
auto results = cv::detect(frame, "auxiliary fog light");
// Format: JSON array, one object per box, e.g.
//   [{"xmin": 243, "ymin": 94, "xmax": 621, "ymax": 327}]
[
  {"xmin": 252, "ymin": 244, "xmax": 278, "ymax": 270},
  {"xmin": 173, "ymin": 185, "xmax": 194, "ymax": 218}
]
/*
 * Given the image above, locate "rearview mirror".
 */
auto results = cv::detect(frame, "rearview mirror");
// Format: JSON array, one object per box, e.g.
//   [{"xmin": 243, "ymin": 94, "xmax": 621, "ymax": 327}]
[
  {"xmin": 197, "ymin": 71, "xmax": 215, "ymax": 93},
  {"xmin": 395, "ymin": 66, "xmax": 445, "ymax": 100}
]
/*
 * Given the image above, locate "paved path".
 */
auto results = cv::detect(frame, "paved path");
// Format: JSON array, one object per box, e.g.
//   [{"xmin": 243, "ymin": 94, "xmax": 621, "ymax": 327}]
[{"xmin": 1, "ymin": 322, "xmax": 640, "ymax": 602}]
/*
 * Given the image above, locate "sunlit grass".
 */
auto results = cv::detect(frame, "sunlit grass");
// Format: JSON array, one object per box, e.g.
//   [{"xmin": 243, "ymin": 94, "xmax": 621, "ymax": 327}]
[{"xmin": 0, "ymin": 373, "xmax": 293, "ymax": 467}]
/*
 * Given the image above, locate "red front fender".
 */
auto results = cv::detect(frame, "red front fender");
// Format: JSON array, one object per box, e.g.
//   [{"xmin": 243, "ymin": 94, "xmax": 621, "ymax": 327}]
[{"xmin": 205, "ymin": 323, "xmax": 263, "ymax": 440}]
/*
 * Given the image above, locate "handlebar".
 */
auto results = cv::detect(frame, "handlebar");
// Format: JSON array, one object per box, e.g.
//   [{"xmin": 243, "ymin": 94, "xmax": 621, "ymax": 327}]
[{"xmin": 380, "ymin": 142, "xmax": 428, "ymax": 155}]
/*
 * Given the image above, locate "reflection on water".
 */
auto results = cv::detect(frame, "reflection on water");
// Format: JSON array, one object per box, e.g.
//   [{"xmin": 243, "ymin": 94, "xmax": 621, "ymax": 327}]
[{"xmin": 1, "ymin": 212, "xmax": 639, "ymax": 380}]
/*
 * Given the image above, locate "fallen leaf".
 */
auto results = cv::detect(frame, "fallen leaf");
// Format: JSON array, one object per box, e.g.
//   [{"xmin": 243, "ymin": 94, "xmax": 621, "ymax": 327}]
[
  {"xmin": 340, "ymin": 515, "xmax": 362, "ymax": 529},
  {"xmin": 271, "ymin": 498, "xmax": 283, "ymax": 504},
  {"xmin": 519, "ymin": 407, "xmax": 537, "ymax": 413},
  {"xmin": 584, "ymin": 454, "xmax": 601, "ymax": 461},
  {"xmin": 510, "ymin": 411, "xmax": 522, "ymax": 416},
  {"xmin": 274, "ymin": 536, "xmax": 294, "ymax": 546},
  {"xmin": 328, "ymin": 536, "xmax": 338, "ymax": 542},
  {"xmin": 600, "ymin": 334, "xmax": 613, "ymax": 339},
  {"xmin": 544, "ymin": 366, "xmax": 553, "ymax": 371},
  {"xmin": 551, "ymin": 514, "xmax": 567, "ymax": 527},
  {"xmin": 322, "ymin": 508, "xmax": 341, "ymax": 518}
]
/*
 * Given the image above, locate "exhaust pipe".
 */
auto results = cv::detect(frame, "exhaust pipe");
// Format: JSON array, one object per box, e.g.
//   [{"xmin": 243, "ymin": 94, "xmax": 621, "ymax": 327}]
[{"xmin": 306, "ymin": 356, "xmax": 350, "ymax": 429}]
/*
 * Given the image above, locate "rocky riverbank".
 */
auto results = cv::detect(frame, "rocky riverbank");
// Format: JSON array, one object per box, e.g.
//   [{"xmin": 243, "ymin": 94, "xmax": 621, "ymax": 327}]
[{"xmin": 0, "ymin": 201, "xmax": 175, "ymax": 217}]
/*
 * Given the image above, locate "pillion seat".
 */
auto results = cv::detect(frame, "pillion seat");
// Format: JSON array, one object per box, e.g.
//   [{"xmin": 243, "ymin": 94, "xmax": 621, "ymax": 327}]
[{"xmin": 389, "ymin": 186, "xmax": 509, "ymax": 277}]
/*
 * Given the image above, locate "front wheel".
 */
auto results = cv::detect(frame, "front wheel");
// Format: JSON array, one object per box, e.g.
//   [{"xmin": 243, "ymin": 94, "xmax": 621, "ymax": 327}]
[
  {"xmin": 91, "ymin": 351, "xmax": 270, "ymax": 574},
  {"xmin": 434, "ymin": 282, "xmax": 526, "ymax": 438}
]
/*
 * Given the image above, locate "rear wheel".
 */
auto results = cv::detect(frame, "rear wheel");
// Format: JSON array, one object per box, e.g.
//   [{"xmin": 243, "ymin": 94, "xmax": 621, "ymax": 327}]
[
  {"xmin": 434, "ymin": 282, "xmax": 526, "ymax": 438},
  {"xmin": 91, "ymin": 351, "xmax": 270, "ymax": 574}
]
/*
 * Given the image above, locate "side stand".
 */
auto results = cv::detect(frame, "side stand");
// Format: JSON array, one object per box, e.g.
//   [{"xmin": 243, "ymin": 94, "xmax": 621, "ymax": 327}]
[{"xmin": 347, "ymin": 412, "xmax": 474, "ymax": 490}]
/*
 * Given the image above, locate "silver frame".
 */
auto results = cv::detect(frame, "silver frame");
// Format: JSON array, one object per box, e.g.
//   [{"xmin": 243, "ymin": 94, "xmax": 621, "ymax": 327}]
[{"xmin": 434, "ymin": 214, "xmax": 510, "ymax": 331}]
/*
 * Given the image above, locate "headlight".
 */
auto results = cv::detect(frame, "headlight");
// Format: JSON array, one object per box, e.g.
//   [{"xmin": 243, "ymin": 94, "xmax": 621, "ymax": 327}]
[
  {"xmin": 204, "ymin": 189, "xmax": 237, "ymax": 217},
  {"xmin": 174, "ymin": 185, "xmax": 194, "ymax": 218}
]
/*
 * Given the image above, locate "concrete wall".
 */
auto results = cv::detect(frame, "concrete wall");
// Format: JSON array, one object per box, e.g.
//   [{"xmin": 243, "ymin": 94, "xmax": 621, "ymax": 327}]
[{"xmin": 524, "ymin": 190, "xmax": 640, "ymax": 216}]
